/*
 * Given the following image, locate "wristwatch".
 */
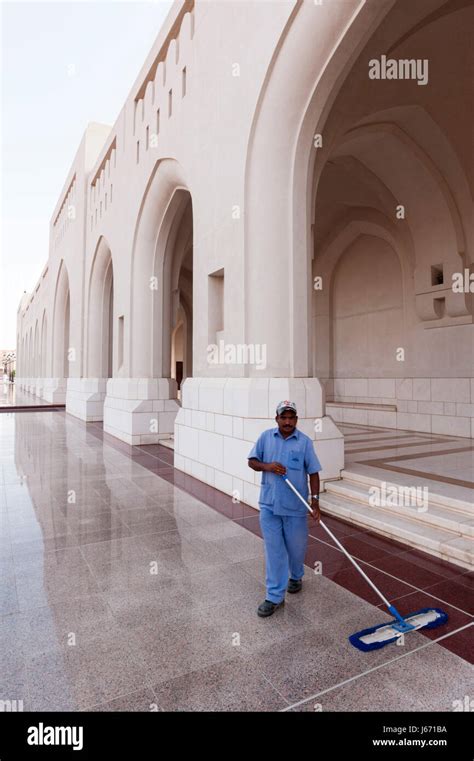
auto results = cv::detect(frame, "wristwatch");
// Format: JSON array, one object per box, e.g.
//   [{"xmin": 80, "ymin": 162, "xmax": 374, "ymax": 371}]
[{"xmin": 311, "ymin": 495, "xmax": 319, "ymax": 499}]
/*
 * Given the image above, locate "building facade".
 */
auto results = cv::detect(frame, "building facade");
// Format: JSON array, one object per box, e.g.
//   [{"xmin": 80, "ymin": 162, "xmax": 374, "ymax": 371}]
[{"xmin": 16, "ymin": 0, "xmax": 473, "ymax": 511}]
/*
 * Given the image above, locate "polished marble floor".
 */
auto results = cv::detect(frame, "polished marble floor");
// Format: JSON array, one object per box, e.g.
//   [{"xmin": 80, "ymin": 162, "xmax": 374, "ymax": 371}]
[
  {"xmin": 0, "ymin": 384, "xmax": 61, "ymax": 409},
  {"xmin": 0, "ymin": 411, "xmax": 472, "ymax": 711},
  {"xmin": 341, "ymin": 422, "xmax": 474, "ymax": 499}
]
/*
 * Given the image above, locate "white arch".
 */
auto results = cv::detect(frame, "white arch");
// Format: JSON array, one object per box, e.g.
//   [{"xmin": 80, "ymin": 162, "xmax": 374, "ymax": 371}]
[
  {"xmin": 130, "ymin": 158, "xmax": 192, "ymax": 378},
  {"xmin": 33, "ymin": 320, "xmax": 39, "ymax": 380},
  {"xmin": 244, "ymin": 0, "xmax": 396, "ymax": 376},
  {"xmin": 87, "ymin": 236, "xmax": 114, "ymax": 377},
  {"xmin": 331, "ymin": 120, "xmax": 468, "ymax": 263},
  {"xmin": 52, "ymin": 261, "xmax": 71, "ymax": 378},
  {"xmin": 313, "ymin": 217, "xmax": 412, "ymax": 378},
  {"xmin": 40, "ymin": 310, "xmax": 47, "ymax": 377}
]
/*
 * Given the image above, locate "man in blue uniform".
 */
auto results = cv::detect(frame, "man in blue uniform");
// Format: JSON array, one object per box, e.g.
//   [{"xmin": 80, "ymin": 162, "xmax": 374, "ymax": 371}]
[{"xmin": 248, "ymin": 401, "xmax": 322, "ymax": 617}]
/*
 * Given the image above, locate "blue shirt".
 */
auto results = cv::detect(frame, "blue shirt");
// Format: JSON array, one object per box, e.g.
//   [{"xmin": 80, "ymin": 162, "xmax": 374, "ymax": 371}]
[{"xmin": 247, "ymin": 427, "xmax": 322, "ymax": 516}]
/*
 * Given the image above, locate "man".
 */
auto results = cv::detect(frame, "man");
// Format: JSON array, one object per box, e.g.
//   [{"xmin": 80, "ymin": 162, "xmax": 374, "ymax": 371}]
[{"xmin": 248, "ymin": 401, "xmax": 322, "ymax": 617}]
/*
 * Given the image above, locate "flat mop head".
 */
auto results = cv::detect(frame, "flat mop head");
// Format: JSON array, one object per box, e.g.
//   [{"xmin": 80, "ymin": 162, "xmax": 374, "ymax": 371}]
[{"xmin": 349, "ymin": 608, "xmax": 449, "ymax": 651}]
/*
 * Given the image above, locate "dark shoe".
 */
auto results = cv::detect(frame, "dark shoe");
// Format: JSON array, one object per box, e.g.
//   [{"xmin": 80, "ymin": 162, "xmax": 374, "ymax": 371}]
[
  {"xmin": 287, "ymin": 578, "xmax": 303, "ymax": 594},
  {"xmin": 257, "ymin": 599, "xmax": 285, "ymax": 617}
]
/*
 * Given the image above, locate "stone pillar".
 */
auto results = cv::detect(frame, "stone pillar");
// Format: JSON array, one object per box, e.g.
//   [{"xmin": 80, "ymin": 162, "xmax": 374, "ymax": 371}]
[
  {"xmin": 103, "ymin": 378, "xmax": 180, "ymax": 445},
  {"xmin": 66, "ymin": 378, "xmax": 109, "ymax": 421},
  {"xmin": 174, "ymin": 377, "xmax": 343, "ymax": 507}
]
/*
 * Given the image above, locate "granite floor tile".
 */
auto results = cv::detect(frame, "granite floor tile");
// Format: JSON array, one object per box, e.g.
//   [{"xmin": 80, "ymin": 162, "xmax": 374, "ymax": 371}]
[
  {"xmin": 378, "ymin": 591, "xmax": 472, "ymax": 640},
  {"xmin": 198, "ymin": 532, "xmax": 265, "ymax": 563},
  {"xmin": 0, "ymin": 552, "xmax": 14, "ymax": 575},
  {"xmin": 11, "ymin": 595, "xmax": 120, "ymax": 657},
  {"xmin": 305, "ymin": 541, "xmax": 353, "ymax": 576},
  {"xmin": 118, "ymin": 512, "xmax": 181, "ymax": 536},
  {"xmin": 436, "ymin": 624, "xmax": 473, "ymax": 664},
  {"xmin": 14, "ymin": 546, "xmax": 95, "ymax": 579},
  {"xmin": 392, "ymin": 548, "xmax": 472, "ymax": 581},
  {"xmin": 453, "ymin": 571, "xmax": 473, "ymax": 590},
  {"xmin": 101, "ymin": 582, "xmax": 194, "ymax": 629},
  {"xmin": 9, "ymin": 516, "xmax": 70, "ymax": 543},
  {"xmin": 190, "ymin": 518, "xmax": 254, "ymax": 542},
  {"xmin": 0, "ymin": 613, "xmax": 27, "ymax": 672},
  {"xmin": 79, "ymin": 535, "xmax": 152, "ymax": 572},
  {"xmin": 26, "ymin": 632, "xmax": 151, "ymax": 711},
  {"xmin": 88, "ymin": 688, "xmax": 159, "ymax": 712},
  {"xmin": 240, "ymin": 602, "xmax": 432, "ymax": 705},
  {"xmin": 308, "ymin": 515, "xmax": 368, "ymax": 541},
  {"xmin": 63, "ymin": 511, "xmax": 128, "ymax": 535},
  {"xmin": 0, "ymin": 662, "xmax": 29, "ymax": 708},
  {"xmin": 234, "ymin": 514, "xmax": 263, "ymax": 538},
  {"xmin": 126, "ymin": 528, "xmax": 191, "ymax": 555},
  {"xmin": 15, "ymin": 570, "xmax": 100, "ymax": 611},
  {"xmin": 126, "ymin": 613, "xmax": 242, "ymax": 685},
  {"xmin": 334, "ymin": 532, "xmax": 408, "ymax": 563},
  {"xmin": 422, "ymin": 577, "xmax": 473, "ymax": 615},
  {"xmin": 193, "ymin": 592, "xmax": 316, "ymax": 658},
  {"xmin": 289, "ymin": 643, "xmax": 474, "ymax": 712},
  {"xmin": 177, "ymin": 563, "xmax": 266, "ymax": 611},
  {"xmin": 91, "ymin": 541, "xmax": 228, "ymax": 590},
  {"xmin": 160, "ymin": 498, "xmax": 238, "ymax": 524},
  {"xmin": 152, "ymin": 656, "xmax": 287, "ymax": 712},
  {"xmin": 0, "ymin": 577, "xmax": 19, "ymax": 615},
  {"xmin": 233, "ymin": 555, "xmax": 267, "ymax": 584},
  {"xmin": 368, "ymin": 553, "xmax": 450, "ymax": 590},
  {"xmin": 326, "ymin": 565, "xmax": 416, "ymax": 607},
  {"xmin": 66, "ymin": 524, "xmax": 133, "ymax": 546},
  {"xmin": 11, "ymin": 534, "xmax": 81, "ymax": 557}
]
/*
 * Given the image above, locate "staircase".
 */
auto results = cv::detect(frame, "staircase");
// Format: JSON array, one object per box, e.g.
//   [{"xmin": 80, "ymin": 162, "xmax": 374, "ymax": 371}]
[{"xmin": 321, "ymin": 469, "xmax": 473, "ymax": 570}]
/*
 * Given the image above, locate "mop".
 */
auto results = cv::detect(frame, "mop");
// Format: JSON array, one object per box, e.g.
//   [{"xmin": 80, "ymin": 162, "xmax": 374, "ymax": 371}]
[{"xmin": 281, "ymin": 475, "xmax": 449, "ymax": 651}]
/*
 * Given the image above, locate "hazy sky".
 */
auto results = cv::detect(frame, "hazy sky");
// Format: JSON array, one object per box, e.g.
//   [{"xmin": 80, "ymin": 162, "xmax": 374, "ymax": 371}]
[{"xmin": 0, "ymin": 0, "xmax": 173, "ymax": 348}]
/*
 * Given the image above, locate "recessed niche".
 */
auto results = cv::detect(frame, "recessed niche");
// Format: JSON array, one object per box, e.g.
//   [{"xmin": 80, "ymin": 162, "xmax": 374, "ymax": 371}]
[
  {"xmin": 433, "ymin": 297, "xmax": 445, "ymax": 318},
  {"xmin": 208, "ymin": 268, "xmax": 224, "ymax": 344},
  {"xmin": 431, "ymin": 265, "xmax": 444, "ymax": 286}
]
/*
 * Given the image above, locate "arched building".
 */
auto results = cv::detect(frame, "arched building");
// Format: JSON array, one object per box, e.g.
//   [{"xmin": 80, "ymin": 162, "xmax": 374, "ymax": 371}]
[{"xmin": 16, "ymin": 0, "xmax": 473, "ymax": 516}]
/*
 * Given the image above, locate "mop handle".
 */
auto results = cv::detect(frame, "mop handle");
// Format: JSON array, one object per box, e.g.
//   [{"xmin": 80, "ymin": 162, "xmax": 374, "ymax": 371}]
[{"xmin": 281, "ymin": 475, "xmax": 392, "ymax": 610}]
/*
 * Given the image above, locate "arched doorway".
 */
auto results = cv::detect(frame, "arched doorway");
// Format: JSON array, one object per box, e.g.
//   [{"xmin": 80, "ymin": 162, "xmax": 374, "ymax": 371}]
[
  {"xmin": 104, "ymin": 160, "xmax": 192, "ymax": 445},
  {"xmin": 159, "ymin": 189, "xmax": 193, "ymax": 395},
  {"xmin": 87, "ymin": 238, "xmax": 114, "ymax": 379},
  {"xmin": 309, "ymin": 2, "xmax": 472, "ymax": 433},
  {"xmin": 41, "ymin": 310, "xmax": 47, "ymax": 377},
  {"xmin": 45, "ymin": 261, "xmax": 70, "ymax": 403}
]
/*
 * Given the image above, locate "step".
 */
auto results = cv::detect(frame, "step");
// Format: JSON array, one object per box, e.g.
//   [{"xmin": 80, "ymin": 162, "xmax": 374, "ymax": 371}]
[
  {"xmin": 158, "ymin": 437, "xmax": 175, "ymax": 451},
  {"xmin": 327, "ymin": 401, "xmax": 397, "ymax": 411},
  {"xmin": 341, "ymin": 469, "xmax": 474, "ymax": 516},
  {"xmin": 320, "ymin": 492, "xmax": 473, "ymax": 569},
  {"xmin": 325, "ymin": 480, "xmax": 474, "ymax": 537}
]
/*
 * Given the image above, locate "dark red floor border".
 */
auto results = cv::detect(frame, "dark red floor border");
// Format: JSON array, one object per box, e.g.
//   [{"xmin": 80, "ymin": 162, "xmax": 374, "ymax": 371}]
[{"xmin": 0, "ymin": 405, "xmax": 66, "ymax": 412}]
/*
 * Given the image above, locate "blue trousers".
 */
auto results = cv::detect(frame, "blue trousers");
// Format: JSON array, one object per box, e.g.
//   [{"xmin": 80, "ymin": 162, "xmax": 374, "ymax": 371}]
[{"xmin": 259, "ymin": 506, "xmax": 308, "ymax": 603}]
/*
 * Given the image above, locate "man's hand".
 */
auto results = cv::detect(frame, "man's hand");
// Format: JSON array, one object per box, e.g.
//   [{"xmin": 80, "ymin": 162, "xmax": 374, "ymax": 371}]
[
  {"xmin": 266, "ymin": 462, "xmax": 287, "ymax": 475},
  {"xmin": 310, "ymin": 497, "xmax": 321, "ymax": 524}
]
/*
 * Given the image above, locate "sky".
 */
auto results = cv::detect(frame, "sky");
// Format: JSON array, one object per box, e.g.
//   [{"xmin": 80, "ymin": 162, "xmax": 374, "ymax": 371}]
[{"xmin": 0, "ymin": 0, "xmax": 173, "ymax": 348}]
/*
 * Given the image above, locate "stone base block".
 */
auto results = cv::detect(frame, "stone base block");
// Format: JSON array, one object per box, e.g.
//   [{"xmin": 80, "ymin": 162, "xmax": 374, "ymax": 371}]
[
  {"xmin": 66, "ymin": 378, "xmax": 109, "ymax": 421},
  {"xmin": 174, "ymin": 377, "xmax": 344, "ymax": 508},
  {"xmin": 42, "ymin": 378, "xmax": 68, "ymax": 404},
  {"xmin": 103, "ymin": 377, "xmax": 180, "ymax": 445}
]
